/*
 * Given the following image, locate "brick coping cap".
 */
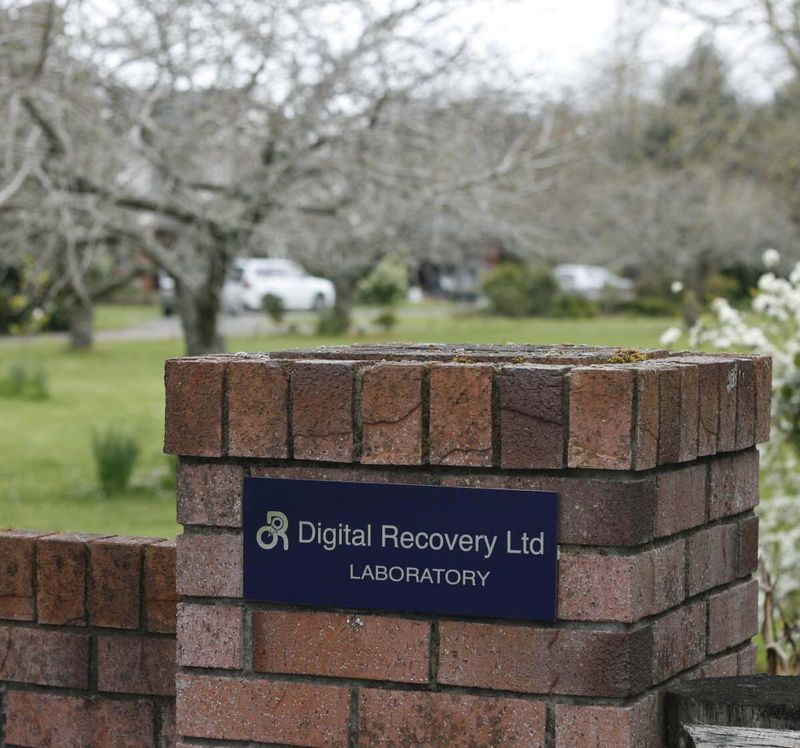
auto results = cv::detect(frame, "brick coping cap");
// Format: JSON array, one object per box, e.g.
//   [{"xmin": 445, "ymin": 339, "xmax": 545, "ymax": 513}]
[{"xmin": 166, "ymin": 343, "xmax": 766, "ymax": 367}]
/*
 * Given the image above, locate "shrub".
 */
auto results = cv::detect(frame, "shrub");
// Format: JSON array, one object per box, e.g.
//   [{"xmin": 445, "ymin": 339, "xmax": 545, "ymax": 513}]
[
  {"xmin": 663, "ymin": 249, "xmax": 800, "ymax": 674},
  {"xmin": 0, "ymin": 361, "xmax": 50, "ymax": 400},
  {"xmin": 357, "ymin": 256, "xmax": 409, "ymax": 306},
  {"xmin": 617, "ymin": 295, "xmax": 680, "ymax": 317},
  {"xmin": 481, "ymin": 262, "xmax": 558, "ymax": 317},
  {"xmin": 160, "ymin": 454, "xmax": 178, "ymax": 491},
  {"xmin": 373, "ymin": 307, "xmax": 398, "ymax": 331},
  {"xmin": 316, "ymin": 306, "xmax": 350, "ymax": 336},
  {"xmin": 262, "ymin": 293, "xmax": 285, "ymax": 324},
  {"xmin": 91, "ymin": 426, "xmax": 141, "ymax": 497},
  {"xmin": 551, "ymin": 293, "xmax": 597, "ymax": 319}
]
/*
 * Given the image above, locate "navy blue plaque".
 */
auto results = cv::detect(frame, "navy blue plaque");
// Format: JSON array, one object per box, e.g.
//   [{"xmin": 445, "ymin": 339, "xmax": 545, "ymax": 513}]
[{"xmin": 242, "ymin": 477, "xmax": 558, "ymax": 621}]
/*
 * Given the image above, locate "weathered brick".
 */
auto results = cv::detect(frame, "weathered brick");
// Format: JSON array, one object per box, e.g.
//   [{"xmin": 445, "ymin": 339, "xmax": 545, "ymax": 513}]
[
  {"xmin": 89, "ymin": 536, "xmax": 152, "ymax": 629},
  {"xmin": 176, "ymin": 674, "xmax": 350, "ymax": 746},
  {"xmin": 558, "ymin": 540, "xmax": 684, "ymax": 623},
  {"xmin": 754, "ymin": 355, "xmax": 772, "ymax": 443},
  {"xmin": 655, "ymin": 463, "xmax": 707, "ymax": 537},
  {"xmin": 568, "ymin": 367, "xmax": 634, "ymax": 469},
  {"xmin": 177, "ymin": 461, "xmax": 243, "ymax": 528},
  {"xmin": 292, "ymin": 361, "xmax": 354, "ymax": 462},
  {"xmin": 37, "ymin": 533, "xmax": 105, "ymax": 625},
  {"xmin": 734, "ymin": 358, "xmax": 756, "ymax": 450},
  {"xmin": 653, "ymin": 363, "xmax": 682, "ymax": 464},
  {"xmin": 633, "ymin": 367, "xmax": 659, "ymax": 470},
  {"xmin": 177, "ymin": 603, "xmax": 242, "ymax": 670},
  {"xmin": 98, "ymin": 635, "xmax": 175, "ymax": 696},
  {"xmin": 144, "ymin": 539, "xmax": 177, "ymax": 633},
  {"xmin": 0, "ymin": 530, "xmax": 45, "ymax": 621},
  {"xmin": 679, "ymin": 355, "xmax": 724, "ymax": 457},
  {"xmin": 738, "ymin": 515, "xmax": 759, "ymax": 577},
  {"xmin": 696, "ymin": 359, "xmax": 723, "ymax": 456},
  {"xmin": 360, "ymin": 363, "xmax": 424, "ymax": 465},
  {"xmin": 686, "ymin": 523, "xmax": 738, "ymax": 596},
  {"xmin": 651, "ymin": 600, "xmax": 706, "ymax": 683},
  {"xmin": 5, "ymin": 691, "xmax": 154, "ymax": 748},
  {"xmin": 677, "ymin": 363, "xmax": 700, "ymax": 462},
  {"xmin": 227, "ymin": 359, "xmax": 289, "ymax": 458},
  {"xmin": 429, "ymin": 364, "xmax": 493, "ymax": 466},
  {"xmin": 708, "ymin": 579, "xmax": 759, "ymax": 654},
  {"xmin": 499, "ymin": 365, "xmax": 567, "ymax": 469},
  {"xmin": 253, "ymin": 610, "xmax": 429, "ymax": 683},
  {"xmin": 554, "ymin": 693, "xmax": 661, "ymax": 748},
  {"xmin": 160, "ymin": 702, "xmax": 176, "ymax": 748},
  {"xmin": 0, "ymin": 625, "xmax": 88, "ymax": 687},
  {"xmin": 717, "ymin": 359, "xmax": 738, "ymax": 452},
  {"xmin": 708, "ymin": 450, "xmax": 759, "ymax": 519},
  {"xmin": 694, "ymin": 651, "xmax": 738, "ymax": 678},
  {"xmin": 438, "ymin": 621, "xmax": 652, "ymax": 697},
  {"xmin": 176, "ymin": 532, "xmax": 242, "ymax": 598},
  {"xmin": 359, "ymin": 689, "xmax": 546, "ymax": 747},
  {"xmin": 737, "ymin": 643, "xmax": 758, "ymax": 674},
  {"xmin": 164, "ymin": 357, "xmax": 225, "ymax": 457}
]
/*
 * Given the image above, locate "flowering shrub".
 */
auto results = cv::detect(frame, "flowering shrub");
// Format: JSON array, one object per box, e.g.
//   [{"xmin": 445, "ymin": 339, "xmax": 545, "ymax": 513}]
[{"xmin": 662, "ymin": 249, "xmax": 800, "ymax": 674}]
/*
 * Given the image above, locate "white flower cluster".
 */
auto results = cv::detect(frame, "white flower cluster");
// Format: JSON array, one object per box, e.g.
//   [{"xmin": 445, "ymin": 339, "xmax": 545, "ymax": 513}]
[{"xmin": 667, "ymin": 250, "xmax": 800, "ymax": 612}]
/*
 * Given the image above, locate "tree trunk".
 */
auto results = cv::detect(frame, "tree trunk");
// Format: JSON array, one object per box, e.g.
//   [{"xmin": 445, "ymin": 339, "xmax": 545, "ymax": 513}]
[
  {"xmin": 176, "ymin": 284, "xmax": 225, "ymax": 355},
  {"xmin": 174, "ymin": 248, "xmax": 230, "ymax": 355},
  {"xmin": 68, "ymin": 297, "xmax": 94, "ymax": 351}
]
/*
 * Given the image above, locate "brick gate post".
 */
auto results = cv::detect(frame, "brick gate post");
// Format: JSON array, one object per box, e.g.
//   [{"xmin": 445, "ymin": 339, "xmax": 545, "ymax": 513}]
[{"xmin": 165, "ymin": 344, "xmax": 770, "ymax": 748}]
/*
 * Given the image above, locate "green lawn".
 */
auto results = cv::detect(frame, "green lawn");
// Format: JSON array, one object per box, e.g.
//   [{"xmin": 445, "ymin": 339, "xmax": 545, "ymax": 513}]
[
  {"xmin": 0, "ymin": 311, "xmax": 674, "ymax": 537},
  {"xmin": 95, "ymin": 303, "xmax": 161, "ymax": 331}
]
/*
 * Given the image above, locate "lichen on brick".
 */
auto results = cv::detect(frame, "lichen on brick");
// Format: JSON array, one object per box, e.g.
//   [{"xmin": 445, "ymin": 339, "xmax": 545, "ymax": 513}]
[{"xmin": 606, "ymin": 348, "xmax": 647, "ymax": 364}]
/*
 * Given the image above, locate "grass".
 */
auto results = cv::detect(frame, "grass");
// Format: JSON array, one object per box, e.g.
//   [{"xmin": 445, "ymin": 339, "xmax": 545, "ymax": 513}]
[
  {"xmin": 0, "ymin": 311, "xmax": 675, "ymax": 537},
  {"xmin": 95, "ymin": 303, "xmax": 160, "ymax": 332}
]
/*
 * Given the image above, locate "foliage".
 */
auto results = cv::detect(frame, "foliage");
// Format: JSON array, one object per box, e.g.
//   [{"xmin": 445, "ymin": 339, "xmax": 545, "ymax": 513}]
[
  {"xmin": 316, "ymin": 307, "xmax": 351, "ymax": 336},
  {"xmin": 0, "ymin": 361, "xmax": 50, "ymax": 400},
  {"xmin": 91, "ymin": 426, "xmax": 141, "ymax": 498},
  {"xmin": 662, "ymin": 249, "xmax": 800, "ymax": 674},
  {"xmin": 551, "ymin": 293, "xmax": 597, "ymax": 319},
  {"xmin": 373, "ymin": 308, "xmax": 398, "ymax": 331},
  {"xmin": 481, "ymin": 262, "xmax": 558, "ymax": 317},
  {"xmin": 356, "ymin": 257, "xmax": 410, "ymax": 307},
  {"xmin": 160, "ymin": 454, "xmax": 178, "ymax": 492},
  {"xmin": 262, "ymin": 293, "xmax": 285, "ymax": 325},
  {"xmin": 618, "ymin": 295, "xmax": 679, "ymax": 318}
]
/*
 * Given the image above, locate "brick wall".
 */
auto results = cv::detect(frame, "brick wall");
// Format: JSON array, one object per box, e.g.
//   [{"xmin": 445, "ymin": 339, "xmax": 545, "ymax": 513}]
[
  {"xmin": 0, "ymin": 532, "xmax": 177, "ymax": 747},
  {"xmin": 165, "ymin": 344, "xmax": 769, "ymax": 748}
]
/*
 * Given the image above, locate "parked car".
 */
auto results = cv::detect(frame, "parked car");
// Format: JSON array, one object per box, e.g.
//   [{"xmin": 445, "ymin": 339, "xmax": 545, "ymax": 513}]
[
  {"xmin": 553, "ymin": 264, "xmax": 634, "ymax": 300},
  {"xmin": 157, "ymin": 259, "xmax": 336, "ymax": 316},
  {"xmin": 229, "ymin": 258, "xmax": 335, "ymax": 312},
  {"xmin": 157, "ymin": 273, "xmax": 244, "ymax": 316}
]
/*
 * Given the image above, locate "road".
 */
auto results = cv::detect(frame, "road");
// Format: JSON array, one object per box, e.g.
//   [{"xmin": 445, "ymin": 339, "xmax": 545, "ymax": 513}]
[{"xmin": 0, "ymin": 305, "xmax": 454, "ymax": 346}]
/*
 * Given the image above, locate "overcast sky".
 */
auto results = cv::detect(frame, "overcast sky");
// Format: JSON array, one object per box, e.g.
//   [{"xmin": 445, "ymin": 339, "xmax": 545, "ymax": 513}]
[{"xmin": 460, "ymin": 0, "xmax": 788, "ymax": 100}]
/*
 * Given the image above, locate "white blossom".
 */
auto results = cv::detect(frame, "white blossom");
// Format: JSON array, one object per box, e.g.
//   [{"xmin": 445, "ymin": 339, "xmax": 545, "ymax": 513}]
[
  {"xmin": 670, "ymin": 280, "xmax": 684, "ymax": 294},
  {"xmin": 675, "ymin": 261, "xmax": 800, "ymax": 642},
  {"xmin": 659, "ymin": 326, "xmax": 683, "ymax": 346},
  {"xmin": 763, "ymin": 247, "xmax": 781, "ymax": 268}
]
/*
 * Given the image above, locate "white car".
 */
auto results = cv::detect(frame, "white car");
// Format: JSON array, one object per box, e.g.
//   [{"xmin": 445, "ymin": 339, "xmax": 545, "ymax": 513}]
[
  {"xmin": 228, "ymin": 258, "xmax": 336, "ymax": 312},
  {"xmin": 553, "ymin": 264, "xmax": 634, "ymax": 301}
]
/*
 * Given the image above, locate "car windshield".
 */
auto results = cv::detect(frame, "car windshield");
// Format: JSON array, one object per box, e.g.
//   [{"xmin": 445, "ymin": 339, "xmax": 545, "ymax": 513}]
[{"xmin": 256, "ymin": 268, "xmax": 294, "ymax": 277}]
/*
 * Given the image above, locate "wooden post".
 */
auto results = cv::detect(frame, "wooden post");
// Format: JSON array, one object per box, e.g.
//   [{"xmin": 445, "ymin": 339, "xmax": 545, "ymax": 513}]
[{"xmin": 666, "ymin": 675, "xmax": 800, "ymax": 747}]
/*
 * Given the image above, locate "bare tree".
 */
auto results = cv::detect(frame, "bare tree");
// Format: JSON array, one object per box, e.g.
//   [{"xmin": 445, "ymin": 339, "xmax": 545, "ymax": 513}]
[{"xmin": 0, "ymin": 0, "xmax": 571, "ymax": 353}]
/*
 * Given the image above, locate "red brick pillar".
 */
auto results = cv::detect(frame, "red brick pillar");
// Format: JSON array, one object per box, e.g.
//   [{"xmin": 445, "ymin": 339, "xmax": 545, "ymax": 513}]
[{"xmin": 165, "ymin": 344, "xmax": 770, "ymax": 748}]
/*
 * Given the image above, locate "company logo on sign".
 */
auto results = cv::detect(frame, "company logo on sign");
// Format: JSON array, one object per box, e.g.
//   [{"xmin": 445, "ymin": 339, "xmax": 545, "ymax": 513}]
[{"xmin": 256, "ymin": 511, "xmax": 289, "ymax": 550}]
